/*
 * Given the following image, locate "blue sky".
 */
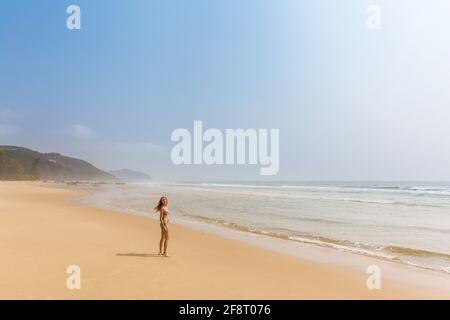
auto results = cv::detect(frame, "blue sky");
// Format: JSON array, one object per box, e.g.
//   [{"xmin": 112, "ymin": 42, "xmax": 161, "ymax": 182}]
[{"xmin": 1, "ymin": 0, "xmax": 450, "ymax": 181}]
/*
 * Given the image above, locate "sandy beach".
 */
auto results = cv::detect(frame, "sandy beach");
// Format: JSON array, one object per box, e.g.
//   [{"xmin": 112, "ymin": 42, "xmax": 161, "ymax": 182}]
[{"xmin": 0, "ymin": 181, "xmax": 449, "ymax": 299}]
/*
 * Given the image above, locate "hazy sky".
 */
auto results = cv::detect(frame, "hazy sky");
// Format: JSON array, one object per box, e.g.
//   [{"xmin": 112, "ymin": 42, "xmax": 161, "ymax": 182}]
[{"xmin": 1, "ymin": 0, "xmax": 450, "ymax": 181}]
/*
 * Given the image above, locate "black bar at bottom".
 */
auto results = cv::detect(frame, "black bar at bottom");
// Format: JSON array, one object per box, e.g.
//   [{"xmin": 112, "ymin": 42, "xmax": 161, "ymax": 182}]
[{"xmin": 1, "ymin": 300, "xmax": 448, "ymax": 318}]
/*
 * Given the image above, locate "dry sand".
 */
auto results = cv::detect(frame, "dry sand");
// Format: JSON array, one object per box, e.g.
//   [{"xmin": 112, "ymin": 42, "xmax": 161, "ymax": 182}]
[{"xmin": 0, "ymin": 182, "xmax": 448, "ymax": 299}]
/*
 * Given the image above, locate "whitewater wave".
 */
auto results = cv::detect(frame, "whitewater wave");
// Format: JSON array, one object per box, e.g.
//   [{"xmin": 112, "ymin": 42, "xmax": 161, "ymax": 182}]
[
  {"xmin": 173, "ymin": 185, "xmax": 450, "ymax": 208},
  {"xmin": 177, "ymin": 182, "xmax": 450, "ymax": 197},
  {"xmin": 183, "ymin": 213, "xmax": 450, "ymax": 274}
]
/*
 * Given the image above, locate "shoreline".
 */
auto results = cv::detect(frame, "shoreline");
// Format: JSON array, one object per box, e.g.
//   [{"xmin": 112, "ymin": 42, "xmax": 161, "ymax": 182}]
[
  {"xmin": 1, "ymin": 181, "xmax": 449, "ymax": 299},
  {"xmin": 71, "ymin": 182, "xmax": 450, "ymax": 277}
]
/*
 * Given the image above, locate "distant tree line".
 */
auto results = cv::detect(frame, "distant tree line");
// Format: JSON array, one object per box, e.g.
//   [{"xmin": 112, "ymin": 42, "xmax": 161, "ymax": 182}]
[{"xmin": 0, "ymin": 151, "xmax": 37, "ymax": 180}]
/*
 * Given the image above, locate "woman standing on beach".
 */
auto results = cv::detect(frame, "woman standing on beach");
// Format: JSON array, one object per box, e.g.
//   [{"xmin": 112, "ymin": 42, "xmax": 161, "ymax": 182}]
[{"xmin": 154, "ymin": 196, "xmax": 170, "ymax": 257}]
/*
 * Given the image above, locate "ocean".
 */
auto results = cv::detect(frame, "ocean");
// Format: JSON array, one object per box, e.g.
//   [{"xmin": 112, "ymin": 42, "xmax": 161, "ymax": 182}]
[{"xmin": 78, "ymin": 181, "xmax": 450, "ymax": 274}]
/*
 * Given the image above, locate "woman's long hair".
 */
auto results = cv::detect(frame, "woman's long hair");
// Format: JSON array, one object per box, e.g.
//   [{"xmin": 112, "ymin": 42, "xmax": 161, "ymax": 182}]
[{"xmin": 154, "ymin": 196, "xmax": 168, "ymax": 213}]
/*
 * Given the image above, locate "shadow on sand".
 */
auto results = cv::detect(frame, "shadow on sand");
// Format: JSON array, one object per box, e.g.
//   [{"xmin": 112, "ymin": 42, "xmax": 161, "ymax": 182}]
[{"xmin": 116, "ymin": 253, "xmax": 164, "ymax": 258}]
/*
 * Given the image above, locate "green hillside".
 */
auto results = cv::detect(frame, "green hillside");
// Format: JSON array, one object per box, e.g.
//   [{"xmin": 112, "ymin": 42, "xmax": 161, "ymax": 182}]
[{"xmin": 0, "ymin": 146, "xmax": 119, "ymax": 182}]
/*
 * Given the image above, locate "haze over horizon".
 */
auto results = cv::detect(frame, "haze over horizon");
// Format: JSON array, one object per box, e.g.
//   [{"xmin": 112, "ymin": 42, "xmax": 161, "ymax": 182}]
[{"xmin": 1, "ymin": 0, "xmax": 450, "ymax": 181}]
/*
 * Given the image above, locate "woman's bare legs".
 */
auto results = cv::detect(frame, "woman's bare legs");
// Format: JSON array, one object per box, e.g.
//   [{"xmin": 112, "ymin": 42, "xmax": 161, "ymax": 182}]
[
  {"xmin": 158, "ymin": 224, "xmax": 169, "ymax": 257},
  {"xmin": 159, "ymin": 226, "xmax": 164, "ymax": 255},
  {"xmin": 163, "ymin": 229, "xmax": 169, "ymax": 257}
]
